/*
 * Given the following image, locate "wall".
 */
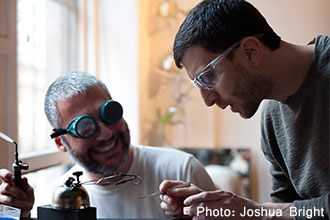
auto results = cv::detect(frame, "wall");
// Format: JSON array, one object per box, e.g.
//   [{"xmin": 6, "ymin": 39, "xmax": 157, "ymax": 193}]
[
  {"xmin": 98, "ymin": 0, "xmax": 139, "ymax": 144},
  {"xmin": 139, "ymin": 0, "xmax": 202, "ymax": 147},
  {"xmin": 139, "ymin": 0, "xmax": 329, "ymax": 202},
  {"xmin": 0, "ymin": 0, "xmax": 16, "ymax": 170}
]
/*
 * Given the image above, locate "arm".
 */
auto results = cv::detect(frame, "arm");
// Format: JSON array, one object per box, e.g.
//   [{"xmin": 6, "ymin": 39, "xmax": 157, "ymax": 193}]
[
  {"xmin": 159, "ymin": 171, "xmax": 297, "ymax": 220},
  {"xmin": 261, "ymin": 107, "xmax": 329, "ymax": 219},
  {"xmin": 159, "ymin": 180, "xmax": 203, "ymax": 218},
  {"xmin": 0, "ymin": 169, "xmax": 35, "ymax": 218},
  {"xmin": 260, "ymin": 113, "xmax": 301, "ymax": 203},
  {"xmin": 184, "ymin": 190, "xmax": 294, "ymax": 220},
  {"xmin": 185, "ymin": 192, "xmax": 328, "ymax": 219},
  {"xmin": 185, "ymin": 156, "xmax": 216, "ymax": 191},
  {"xmin": 159, "ymin": 155, "xmax": 216, "ymax": 218}
]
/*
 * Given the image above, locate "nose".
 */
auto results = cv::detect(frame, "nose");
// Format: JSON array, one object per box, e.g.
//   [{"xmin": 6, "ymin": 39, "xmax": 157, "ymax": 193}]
[
  {"xmin": 94, "ymin": 121, "xmax": 113, "ymax": 141},
  {"xmin": 200, "ymin": 88, "xmax": 218, "ymax": 107}
]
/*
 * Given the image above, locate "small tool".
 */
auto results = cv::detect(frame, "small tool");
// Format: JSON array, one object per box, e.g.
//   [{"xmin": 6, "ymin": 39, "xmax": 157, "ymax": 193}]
[
  {"xmin": 140, "ymin": 182, "xmax": 191, "ymax": 199},
  {"xmin": 0, "ymin": 131, "xmax": 29, "ymax": 189}
]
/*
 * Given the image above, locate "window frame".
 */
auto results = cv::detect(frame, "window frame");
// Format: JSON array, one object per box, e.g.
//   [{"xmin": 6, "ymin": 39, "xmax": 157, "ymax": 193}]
[
  {"xmin": 0, "ymin": 0, "xmax": 17, "ymax": 170},
  {"xmin": 20, "ymin": 148, "xmax": 71, "ymax": 174},
  {"xmin": 0, "ymin": 0, "xmax": 85, "ymax": 173}
]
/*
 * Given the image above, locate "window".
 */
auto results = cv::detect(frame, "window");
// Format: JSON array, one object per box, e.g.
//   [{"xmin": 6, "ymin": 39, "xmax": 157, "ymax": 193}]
[
  {"xmin": 1, "ymin": 2, "xmax": 139, "ymax": 215},
  {"xmin": 17, "ymin": 0, "xmax": 80, "ymax": 154},
  {"xmin": 15, "ymin": 1, "xmax": 82, "ymax": 215}
]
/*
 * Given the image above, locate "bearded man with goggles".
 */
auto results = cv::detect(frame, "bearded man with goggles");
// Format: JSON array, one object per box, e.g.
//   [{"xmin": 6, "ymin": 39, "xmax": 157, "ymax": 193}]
[{"xmin": 0, "ymin": 71, "xmax": 215, "ymax": 219}]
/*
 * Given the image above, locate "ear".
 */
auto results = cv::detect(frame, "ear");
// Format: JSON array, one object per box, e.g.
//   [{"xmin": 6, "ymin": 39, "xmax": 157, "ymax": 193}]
[
  {"xmin": 240, "ymin": 36, "xmax": 263, "ymax": 67},
  {"xmin": 54, "ymin": 137, "xmax": 67, "ymax": 152}
]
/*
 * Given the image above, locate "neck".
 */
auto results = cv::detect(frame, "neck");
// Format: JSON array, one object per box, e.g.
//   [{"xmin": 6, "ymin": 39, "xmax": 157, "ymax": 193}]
[
  {"xmin": 262, "ymin": 40, "xmax": 315, "ymax": 102},
  {"xmin": 86, "ymin": 146, "xmax": 134, "ymax": 182}
]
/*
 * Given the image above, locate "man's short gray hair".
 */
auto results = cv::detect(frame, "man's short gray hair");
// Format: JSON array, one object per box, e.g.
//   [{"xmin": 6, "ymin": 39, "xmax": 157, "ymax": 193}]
[{"xmin": 44, "ymin": 71, "xmax": 110, "ymax": 128}]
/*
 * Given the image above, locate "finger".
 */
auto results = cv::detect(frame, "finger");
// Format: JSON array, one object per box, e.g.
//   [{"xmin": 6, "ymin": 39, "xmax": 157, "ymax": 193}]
[
  {"xmin": 188, "ymin": 202, "xmax": 212, "ymax": 216},
  {"xmin": 21, "ymin": 210, "xmax": 31, "ymax": 218},
  {"xmin": 0, "ymin": 182, "xmax": 27, "ymax": 200},
  {"xmin": 160, "ymin": 201, "xmax": 178, "ymax": 211},
  {"xmin": 189, "ymin": 202, "xmax": 225, "ymax": 220},
  {"xmin": 166, "ymin": 184, "xmax": 201, "ymax": 197},
  {"xmin": 159, "ymin": 180, "xmax": 186, "ymax": 193},
  {"xmin": 0, "ymin": 169, "xmax": 15, "ymax": 183},
  {"xmin": 0, "ymin": 194, "xmax": 33, "ymax": 210},
  {"xmin": 22, "ymin": 177, "xmax": 35, "ymax": 203},
  {"xmin": 184, "ymin": 190, "xmax": 233, "ymax": 205},
  {"xmin": 183, "ymin": 206, "xmax": 213, "ymax": 220},
  {"xmin": 160, "ymin": 194, "xmax": 174, "ymax": 205}
]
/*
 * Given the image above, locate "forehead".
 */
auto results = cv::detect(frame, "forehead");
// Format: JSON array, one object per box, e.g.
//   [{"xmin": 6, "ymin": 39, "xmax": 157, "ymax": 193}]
[
  {"xmin": 182, "ymin": 45, "xmax": 219, "ymax": 79},
  {"xmin": 56, "ymin": 85, "xmax": 111, "ymax": 124}
]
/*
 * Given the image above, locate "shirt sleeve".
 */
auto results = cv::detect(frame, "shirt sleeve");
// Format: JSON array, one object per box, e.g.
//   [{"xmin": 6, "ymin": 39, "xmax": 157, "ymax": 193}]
[
  {"xmin": 184, "ymin": 156, "xmax": 216, "ymax": 191},
  {"xmin": 294, "ymin": 194, "xmax": 329, "ymax": 220},
  {"xmin": 261, "ymin": 108, "xmax": 329, "ymax": 219},
  {"xmin": 261, "ymin": 109, "xmax": 301, "ymax": 203}
]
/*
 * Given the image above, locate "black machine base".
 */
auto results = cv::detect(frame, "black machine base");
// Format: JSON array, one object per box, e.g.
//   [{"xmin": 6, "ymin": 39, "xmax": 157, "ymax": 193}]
[{"xmin": 37, "ymin": 205, "xmax": 96, "ymax": 220}]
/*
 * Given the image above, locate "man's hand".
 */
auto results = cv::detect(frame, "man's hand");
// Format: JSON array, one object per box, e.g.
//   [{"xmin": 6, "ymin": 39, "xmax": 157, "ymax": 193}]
[
  {"xmin": 184, "ymin": 190, "xmax": 294, "ymax": 220},
  {"xmin": 159, "ymin": 180, "xmax": 203, "ymax": 218},
  {"xmin": 0, "ymin": 169, "xmax": 35, "ymax": 218}
]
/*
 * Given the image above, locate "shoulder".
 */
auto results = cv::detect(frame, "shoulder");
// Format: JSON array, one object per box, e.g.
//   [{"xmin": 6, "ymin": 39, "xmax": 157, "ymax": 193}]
[
  {"xmin": 133, "ymin": 145, "xmax": 195, "ymax": 161},
  {"xmin": 312, "ymin": 35, "xmax": 330, "ymax": 74},
  {"xmin": 132, "ymin": 145, "xmax": 216, "ymax": 191},
  {"xmin": 132, "ymin": 145, "xmax": 200, "ymax": 171},
  {"xmin": 260, "ymin": 100, "xmax": 288, "ymax": 139},
  {"xmin": 261, "ymin": 100, "xmax": 281, "ymax": 121},
  {"xmin": 313, "ymin": 35, "xmax": 330, "ymax": 51}
]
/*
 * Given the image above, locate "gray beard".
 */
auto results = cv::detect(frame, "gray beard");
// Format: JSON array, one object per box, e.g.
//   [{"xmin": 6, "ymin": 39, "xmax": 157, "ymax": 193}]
[
  {"xmin": 68, "ymin": 146, "xmax": 129, "ymax": 175},
  {"xmin": 62, "ymin": 123, "xmax": 131, "ymax": 175}
]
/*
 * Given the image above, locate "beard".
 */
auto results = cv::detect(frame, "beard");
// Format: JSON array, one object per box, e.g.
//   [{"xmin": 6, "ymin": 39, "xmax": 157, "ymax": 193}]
[
  {"xmin": 232, "ymin": 64, "xmax": 273, "ymax": 119},
  {"xmin": 63, "ymin": 122, "xmax": 131, "ymax": 175}
]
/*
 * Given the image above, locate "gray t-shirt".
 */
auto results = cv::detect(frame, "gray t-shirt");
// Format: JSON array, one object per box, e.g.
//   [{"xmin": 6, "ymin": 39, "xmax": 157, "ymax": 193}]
[{"xmin": 261, "ymin": 35, "xmax": 329, "ymax": 219}]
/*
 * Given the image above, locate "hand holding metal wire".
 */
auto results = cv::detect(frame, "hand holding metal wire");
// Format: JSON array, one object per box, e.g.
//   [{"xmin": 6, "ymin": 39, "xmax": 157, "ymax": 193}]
[{"xmin": 140, "ymin": 182, "xmax": 191, "ymax": 199}]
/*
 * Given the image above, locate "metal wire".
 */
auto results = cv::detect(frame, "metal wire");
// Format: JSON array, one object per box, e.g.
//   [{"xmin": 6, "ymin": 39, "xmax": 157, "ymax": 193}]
[{"xmin": 81, "ymin": 172, "xmax": 142, "ymax": 186}]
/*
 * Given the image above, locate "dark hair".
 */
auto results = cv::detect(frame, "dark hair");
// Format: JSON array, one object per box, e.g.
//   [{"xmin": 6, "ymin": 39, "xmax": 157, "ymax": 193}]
[{"xmin": 173, "ymin": 0, "xmax": 281, "ymax": 68}]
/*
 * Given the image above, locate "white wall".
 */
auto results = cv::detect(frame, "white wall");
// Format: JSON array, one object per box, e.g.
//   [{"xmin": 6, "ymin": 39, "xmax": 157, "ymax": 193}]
[{"xmin": 98, "ymin": 0, "xmax": 139, "ymax": 144}]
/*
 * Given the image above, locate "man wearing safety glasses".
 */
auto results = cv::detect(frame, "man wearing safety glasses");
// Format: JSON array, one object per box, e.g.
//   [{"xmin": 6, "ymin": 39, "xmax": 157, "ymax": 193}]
[
  {"xmin": 0, "ymin": 71, "xmax": 216, "ymax": 218},
  {"xmin": 160, "ymin": 0, "xmax": 329, "ymax": 219}
]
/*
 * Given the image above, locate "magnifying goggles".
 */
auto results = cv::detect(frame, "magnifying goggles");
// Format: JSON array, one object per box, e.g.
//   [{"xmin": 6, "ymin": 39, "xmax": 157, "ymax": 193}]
[{"xmin": 50, "ymin": 100, "xmax": 123, "ymax": 139}]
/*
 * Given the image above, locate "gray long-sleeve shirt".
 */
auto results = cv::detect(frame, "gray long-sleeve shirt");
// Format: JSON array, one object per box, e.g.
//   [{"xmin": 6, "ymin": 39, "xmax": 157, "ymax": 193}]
[{"xmin": 261, "ymin": 35, "xmax": 330, "ymax": 220}]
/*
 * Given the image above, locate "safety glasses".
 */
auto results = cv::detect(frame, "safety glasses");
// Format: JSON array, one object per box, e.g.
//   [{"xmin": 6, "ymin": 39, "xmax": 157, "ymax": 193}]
[
  {"xmin": 191, "ymin": 34, "xmax": 263, "ymax": 90},
  {"xmin": 191, "ymin": 41, "xmax": 240, "ymax": 91}
]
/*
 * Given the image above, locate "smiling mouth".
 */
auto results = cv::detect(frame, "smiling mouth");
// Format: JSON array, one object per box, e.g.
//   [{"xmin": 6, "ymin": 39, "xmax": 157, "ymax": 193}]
[{"xmin": 92, "ymin": 137, "xmax": 118, "ymax": 154}]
